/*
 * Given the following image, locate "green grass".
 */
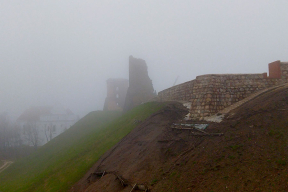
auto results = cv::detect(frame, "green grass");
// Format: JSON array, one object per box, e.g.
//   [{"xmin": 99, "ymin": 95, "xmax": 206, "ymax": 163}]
[
  {"xmin": 276, "ymin": 159, "xmax": 287, "ymax": 166},
  {"xmin": 0, "ymin": 102, "xmax": 164, "ymax": 192},
  {"xmin": 151, "ymin": 178, "xmax": 159, "ymax": 186},
  {"xmin": 0, "ymin": 160, "xmax": 3, "ymax": 167},
  {"xmin": 228, "ymin": 144, "xmax": 243, "ymax": 151}
]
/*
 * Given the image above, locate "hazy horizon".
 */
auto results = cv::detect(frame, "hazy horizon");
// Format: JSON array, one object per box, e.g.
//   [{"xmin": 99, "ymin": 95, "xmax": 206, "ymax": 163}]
[{"xmin": 1, "ymin": 1, "xmax": 288, "ymax": 120}]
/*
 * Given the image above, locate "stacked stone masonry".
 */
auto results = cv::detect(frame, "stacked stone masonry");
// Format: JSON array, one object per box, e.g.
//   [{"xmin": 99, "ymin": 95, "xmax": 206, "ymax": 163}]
[
  {"xmin": 158, "ymin": 61, "xmax": 288, "ymax": 119},
  {"xmin": 123, "ymin": 56, "xmax": 155, "ymax": 111}
]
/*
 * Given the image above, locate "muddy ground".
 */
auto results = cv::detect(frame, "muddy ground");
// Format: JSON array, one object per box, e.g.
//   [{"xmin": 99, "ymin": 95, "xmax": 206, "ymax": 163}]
[{"xmin": 70, "ymin": 86, "xmax": 288, "ymax": 192}]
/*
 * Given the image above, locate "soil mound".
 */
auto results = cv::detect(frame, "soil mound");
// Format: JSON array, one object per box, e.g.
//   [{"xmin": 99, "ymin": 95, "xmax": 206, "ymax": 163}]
[{"xmin": 71, "ymin": 86, "xmax": 288, "ymax": 192}]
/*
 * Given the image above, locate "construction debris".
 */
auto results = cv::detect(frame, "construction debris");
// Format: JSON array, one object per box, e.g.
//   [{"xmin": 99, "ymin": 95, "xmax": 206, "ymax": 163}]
[
  {"xmin": 171, "ymin": 123, "xmax": 223, "ymax": 136},
  {"xmin": 171, "ymin": 123, "xmax": 209, "ymax": 130},
  {"xmin": 87, "ymin": 170, "xmax": 149, "ymax": 191}
]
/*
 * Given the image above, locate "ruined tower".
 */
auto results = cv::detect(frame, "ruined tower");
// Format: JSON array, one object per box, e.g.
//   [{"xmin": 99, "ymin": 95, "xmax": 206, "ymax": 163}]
[
  {"xmin": 103, "ymin": 78, "xmax": 129, "ymax": 111},
  {"xmin": 123, "ymin": 56, "xmax": 155, "ymax": 111}
]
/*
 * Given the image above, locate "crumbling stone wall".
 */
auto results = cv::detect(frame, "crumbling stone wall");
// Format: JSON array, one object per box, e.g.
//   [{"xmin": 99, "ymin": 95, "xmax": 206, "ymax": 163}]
[
  {"xmin": 280, "ymin": 62, "xmax": 288, "ymax": 79},
  {"xmin": 103, "ymin": 78, "xmax": 129, "ymax": 111},
  {"xmin": 124, "ymin": 56, "xmax": 155, "ymax": 111},
  {"xmin": 158, "ymin": 61, "xmax": 288, "ymax": 119}
]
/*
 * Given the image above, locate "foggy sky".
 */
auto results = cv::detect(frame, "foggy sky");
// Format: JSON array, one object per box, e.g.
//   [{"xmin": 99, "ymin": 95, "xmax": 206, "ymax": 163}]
[{"xmin": 1, "ymin": 0, "xmax": 288, "ymax": 119}]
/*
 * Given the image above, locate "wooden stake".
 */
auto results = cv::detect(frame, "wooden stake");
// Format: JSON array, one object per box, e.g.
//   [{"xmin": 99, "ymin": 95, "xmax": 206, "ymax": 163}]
[
  {"xmin": 101, "ymin": 171, "xmax": 105, "ymax": 178},
  {"xmin": 130, "ymin": 184, "xmax": 137, "ymax": 192}
]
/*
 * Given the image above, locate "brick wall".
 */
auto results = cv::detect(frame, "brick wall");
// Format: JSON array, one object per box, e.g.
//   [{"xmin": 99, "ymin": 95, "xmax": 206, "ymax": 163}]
[
  {"xmin": 103, "ymin": 78, "xmax": 129, "ymax": 111},
  {"xmin": 158, "ymin": 61, "xmax": 288, "ymax": 120}
]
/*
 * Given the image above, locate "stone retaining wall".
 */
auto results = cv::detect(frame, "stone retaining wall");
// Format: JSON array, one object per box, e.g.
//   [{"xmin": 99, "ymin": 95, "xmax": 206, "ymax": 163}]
[{"xmin": 158, "ymin": 61, "xmax": 288, "ymax": 119}]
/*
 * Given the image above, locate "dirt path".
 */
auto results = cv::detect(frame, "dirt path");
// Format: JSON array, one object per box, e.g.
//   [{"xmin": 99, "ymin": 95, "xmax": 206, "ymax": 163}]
[{"xmin": 0, "ymin": 160, "xmax": 13, "ymax": 173}]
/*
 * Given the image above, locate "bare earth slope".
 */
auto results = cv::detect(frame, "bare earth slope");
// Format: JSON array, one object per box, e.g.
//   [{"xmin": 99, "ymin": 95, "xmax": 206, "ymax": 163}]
[{"xmin": 71, "ymin": 86, "xmax": 288, "ymax": 192}]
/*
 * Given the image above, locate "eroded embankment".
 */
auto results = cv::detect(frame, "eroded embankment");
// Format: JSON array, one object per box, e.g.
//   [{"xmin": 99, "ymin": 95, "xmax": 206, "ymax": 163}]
[{"xmin": 72, "ymin": 86, "xmax": 288, "ymax": 192}]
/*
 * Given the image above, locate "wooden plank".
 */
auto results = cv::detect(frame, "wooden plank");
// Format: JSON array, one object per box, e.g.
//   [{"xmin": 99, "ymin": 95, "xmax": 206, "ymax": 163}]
[
  {"xmin": 190, "ymin": 132, "xmax": 223, "ymax": 136},
  {"xmin": 171, "ymin": 127, "xmax": 195, "ymax": 130}
]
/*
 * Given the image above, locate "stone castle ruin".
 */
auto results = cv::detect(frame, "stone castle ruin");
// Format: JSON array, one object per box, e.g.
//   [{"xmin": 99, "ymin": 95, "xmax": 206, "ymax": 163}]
[
  {"xmin": 104, "ymin": 56, "xmax": 155, "ymax": 112},
  {"xmin": 123, "ymin": 56, "xmax": 155, "ymax": 111},
  {"xmin": 103, "ymin": 78, "xmax": 129, "ymax": 111},
  {"xmin": 103, "ymin": 58, "xmax": 288, "ymax": 119},
  {"xmin": 159, "ymin": 60, "xmax": 288, "ymax": 120}
]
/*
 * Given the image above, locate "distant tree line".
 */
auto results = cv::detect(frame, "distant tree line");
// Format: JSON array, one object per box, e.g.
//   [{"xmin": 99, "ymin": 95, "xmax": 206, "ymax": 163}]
[{"xmin": 0, "ymin": 113, "xmax": 34, "ymax": 160}]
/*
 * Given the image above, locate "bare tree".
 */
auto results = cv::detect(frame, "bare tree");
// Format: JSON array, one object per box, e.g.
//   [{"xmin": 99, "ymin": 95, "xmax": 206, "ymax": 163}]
[
  {"xmin": 6, "ymin": 124, "xmax": 22, "ymax": 147},
  {"xmin": 44, "ymin": 124, "xmax": 54, "ymax": 143},
  {"xmin": 23, "ymin": 122, "xmax": 40, "ymax": 149},
  {"xmin": 0, "ymin": 113, "xmax": 9, "ymax": 150},
  {"xmin": 0, "ymin": 113, "xmax": 25, "ymax": 159}
]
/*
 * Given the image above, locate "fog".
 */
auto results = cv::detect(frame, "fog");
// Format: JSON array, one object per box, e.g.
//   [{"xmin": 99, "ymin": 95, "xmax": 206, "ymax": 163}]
[{"xmin": 1, "ymin": 0, "xmax": 288, "ymax": 119}]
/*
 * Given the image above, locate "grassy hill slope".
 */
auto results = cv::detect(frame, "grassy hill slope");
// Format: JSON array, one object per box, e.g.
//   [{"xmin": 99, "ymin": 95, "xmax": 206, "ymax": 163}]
[{"xmin": 0, "ymin": 102, "xmax": 164, "ymax": 192}]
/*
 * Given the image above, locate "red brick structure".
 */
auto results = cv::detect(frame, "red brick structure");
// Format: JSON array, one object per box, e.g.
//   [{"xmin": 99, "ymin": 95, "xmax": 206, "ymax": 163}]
[
  {"xmin": 268, "ymin": 60, "xmax": 281, "ymax": 78},
  {"xmin": 103, "ymin": 78, "xmax": 129, "ymax": 111}
]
